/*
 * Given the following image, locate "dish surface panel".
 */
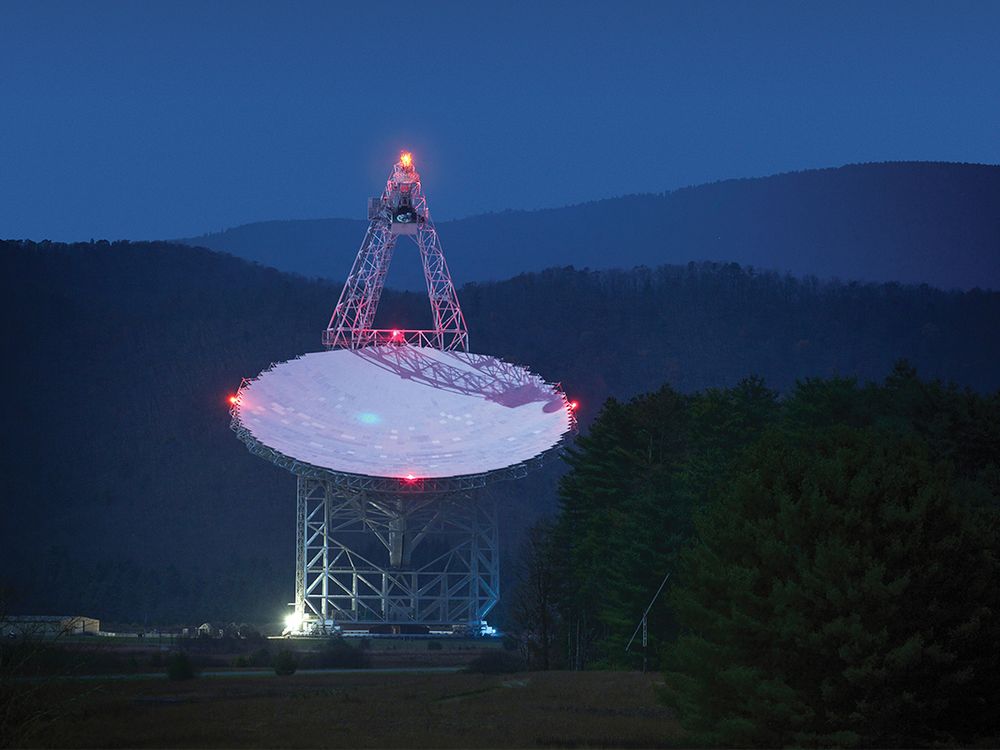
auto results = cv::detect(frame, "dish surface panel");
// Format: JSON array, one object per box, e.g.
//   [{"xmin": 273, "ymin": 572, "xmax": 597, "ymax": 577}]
[{"xmin": 235, "ymin": 346, "xmax": 571, "ymax": 479}]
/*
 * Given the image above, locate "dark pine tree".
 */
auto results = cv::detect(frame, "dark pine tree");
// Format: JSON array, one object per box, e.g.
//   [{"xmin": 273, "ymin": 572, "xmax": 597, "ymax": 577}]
[{"xmin": 663, "ymin": 426, "xmax": 1000, "ymax": 747}]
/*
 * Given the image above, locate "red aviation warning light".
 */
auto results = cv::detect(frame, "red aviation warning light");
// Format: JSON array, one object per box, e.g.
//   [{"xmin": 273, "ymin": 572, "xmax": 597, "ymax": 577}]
[
  {"xmin": 400, "ymin": 151, "xmax": 413, "ymax": 169},
  {"xmin": 569, "ymin": 400, "xmax": 579, "ymax": 411},
  {"xmin": 228, "ymin": 395, "xmax": 239, "ymax": 405}
]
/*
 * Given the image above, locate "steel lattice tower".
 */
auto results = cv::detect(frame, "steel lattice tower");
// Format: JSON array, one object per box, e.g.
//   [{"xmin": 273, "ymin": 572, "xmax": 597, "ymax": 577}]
[
  {"xmin": 323, "ymin": 153, "xmax": 468, "ymax": 352},
  {"xmin": 302, "ymin": 153, "xmax": 487, "ymax": 634}
]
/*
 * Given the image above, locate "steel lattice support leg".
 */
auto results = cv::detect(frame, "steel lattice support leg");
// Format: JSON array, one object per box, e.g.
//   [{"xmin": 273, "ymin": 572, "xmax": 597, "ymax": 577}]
[
  {"xmin": 294, "ymin": 476, "xmax": 307, "ymax": 621},
  {"xmin": 472, "ymin": 496, "xmax": 500, "ymax": 622},
  {"xmin": 325, "ymin": 220, "xmax": 397, "ymax": 348},
  {"xmin": 416, "ymin": 223, "xmax": 468, "ymax": 351},
  {"xmin": 322, "ymin": 484, "xmax": 331, "ymax": 623}
]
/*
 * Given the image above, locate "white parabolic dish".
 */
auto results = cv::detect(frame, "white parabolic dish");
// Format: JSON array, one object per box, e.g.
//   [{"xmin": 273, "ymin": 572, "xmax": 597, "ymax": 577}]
[{"xmin": 233, "ymin": 346, "xmax": 573, "ymax": 480}]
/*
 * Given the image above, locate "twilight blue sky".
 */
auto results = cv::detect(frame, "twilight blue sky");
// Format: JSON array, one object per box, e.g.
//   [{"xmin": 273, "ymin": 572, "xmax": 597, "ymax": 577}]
[{"xmin": 1, "ymin": 0, "xmax": 998, "ymax": 241}]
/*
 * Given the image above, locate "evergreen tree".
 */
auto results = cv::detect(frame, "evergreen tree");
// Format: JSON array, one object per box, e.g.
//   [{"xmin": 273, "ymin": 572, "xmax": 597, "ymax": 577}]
[
  {"xmin": 510, "ymin": 519, "xmax": 560, "ymax": 669},
  {"xmin": 553, "ymin": 379, "xmax": 778, "ymax": 665},
  {"xmin": 663, "ymin": 426, "xmax": 1000, "ymax": 747}
]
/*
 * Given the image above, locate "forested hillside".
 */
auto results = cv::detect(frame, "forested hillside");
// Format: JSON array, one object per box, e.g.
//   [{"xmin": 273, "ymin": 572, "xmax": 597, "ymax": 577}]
[
  {"xmin": 2, "ymin": 239, "xmax": 999, "ymax": 625},
  {"xmin": 179, "ymin": 161, "xmax": 1000, "ymax": 291},
  {"xmin": 535, "ymin": 367, "xmax": 1000, "ymax": 746}
]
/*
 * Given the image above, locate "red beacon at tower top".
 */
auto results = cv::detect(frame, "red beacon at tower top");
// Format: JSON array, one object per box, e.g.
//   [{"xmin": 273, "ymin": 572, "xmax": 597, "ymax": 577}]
[{"xmin": 366, "ymin": 149, "xmax": 425, "ymax": 235}]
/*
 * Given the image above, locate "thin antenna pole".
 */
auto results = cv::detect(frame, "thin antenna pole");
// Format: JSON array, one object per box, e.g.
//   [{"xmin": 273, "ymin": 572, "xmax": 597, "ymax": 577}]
[
  {"xmin": 625, "ymin": 572, "xmax": 671, "ymax": 667},
  {"xmin": 575, "ymin": 618, "xmax": 580, "ymax": 671},
  {"xmin": 642, "ymin": 612, "xmax": 648, "ymax": 673}
]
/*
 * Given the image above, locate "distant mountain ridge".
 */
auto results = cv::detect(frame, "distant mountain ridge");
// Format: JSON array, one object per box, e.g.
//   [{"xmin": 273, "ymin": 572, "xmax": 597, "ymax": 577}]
[{"xmin": 177, "ymin": 161, "xmax": 1000, "ymax": 291}]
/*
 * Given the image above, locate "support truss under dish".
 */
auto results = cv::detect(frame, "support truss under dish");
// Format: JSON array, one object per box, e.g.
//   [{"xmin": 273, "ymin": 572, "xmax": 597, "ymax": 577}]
[{"xmin": 294, "ymin": 476, "xmax": 499, "ymax": 631}]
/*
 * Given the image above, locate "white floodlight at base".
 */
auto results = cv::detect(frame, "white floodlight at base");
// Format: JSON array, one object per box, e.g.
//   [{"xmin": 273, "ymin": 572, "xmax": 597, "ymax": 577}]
[{"xmin": 283, "ymin": 611, "xmax": 303, "ymax": 635}]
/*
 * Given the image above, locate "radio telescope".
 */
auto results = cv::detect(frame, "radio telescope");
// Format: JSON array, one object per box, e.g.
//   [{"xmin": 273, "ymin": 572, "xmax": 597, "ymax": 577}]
[{"xmin": 230, "ymin": 152, "xmax": 575, "ymax": 635}]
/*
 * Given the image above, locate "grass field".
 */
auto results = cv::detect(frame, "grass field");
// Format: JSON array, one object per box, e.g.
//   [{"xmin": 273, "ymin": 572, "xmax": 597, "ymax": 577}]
[{"xmin": 24, "ymin": 670, "xmax": 680, "ymax": 748}]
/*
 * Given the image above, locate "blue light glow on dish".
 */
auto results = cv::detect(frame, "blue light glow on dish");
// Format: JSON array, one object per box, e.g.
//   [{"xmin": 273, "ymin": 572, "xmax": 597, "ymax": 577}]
[{"xmin": 358, "ymin": 412, "xmax": 381, "ymax": 425}]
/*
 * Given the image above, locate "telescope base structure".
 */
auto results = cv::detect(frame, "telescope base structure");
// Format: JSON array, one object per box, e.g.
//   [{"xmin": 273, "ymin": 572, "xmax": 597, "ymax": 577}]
[{"xmin": 291, "ymin": 476, "xmax": 499, "ymax": 634}]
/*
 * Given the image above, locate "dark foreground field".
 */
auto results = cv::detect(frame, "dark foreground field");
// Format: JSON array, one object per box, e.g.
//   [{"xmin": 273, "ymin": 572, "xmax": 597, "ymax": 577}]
[{"xmin": 26, "ymin": 670, "xmax": 678, "ymax": 748}]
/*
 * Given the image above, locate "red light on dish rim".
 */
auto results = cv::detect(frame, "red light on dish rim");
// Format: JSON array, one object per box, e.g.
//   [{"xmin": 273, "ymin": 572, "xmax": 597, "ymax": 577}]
[
  {"xmin": 569, "ymin": 400, "xmax": 579, "ymax": 411},
  {"xmin": 228, "ymin": 395, "xmax": 238, "ymax": 405},
  {"xmin": 403, "ymin": 473, "xmax": 419, "ymax": 484},
  {"xmin": 391, "ymin": 329, "xmax": 402, "ymax": 339}
]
